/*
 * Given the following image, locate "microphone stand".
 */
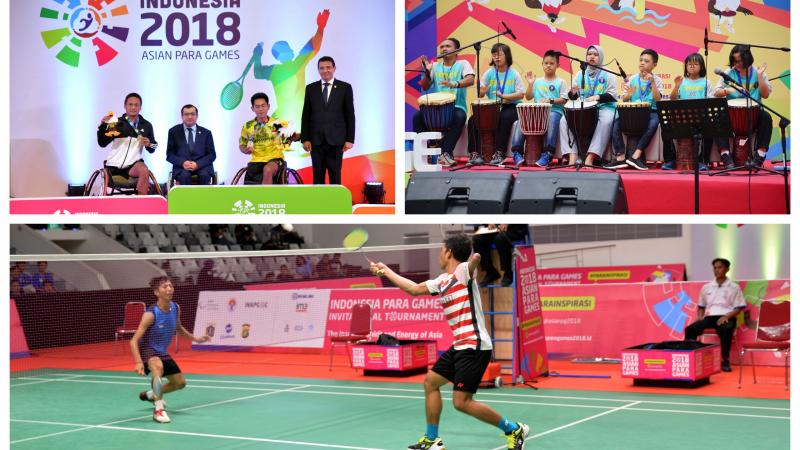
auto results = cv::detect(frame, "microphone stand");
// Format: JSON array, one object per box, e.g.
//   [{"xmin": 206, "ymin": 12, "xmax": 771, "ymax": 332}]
[
  {"xmin": 436, "ymin": 28, "xmax": 514, "ymax": 171},
  {"xmin": 708, "ymin": 81, "xmax": 789, "ymax": 213},
  {"xmin": 548, "ymin": 52, "xmax": 622, "ymax": 172}
]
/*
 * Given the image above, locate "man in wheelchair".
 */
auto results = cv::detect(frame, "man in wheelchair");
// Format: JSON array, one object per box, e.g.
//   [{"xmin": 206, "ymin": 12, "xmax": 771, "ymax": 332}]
[
  {"xmin": 96, "ymin": 93, "xmax": 158, "ymax": 195},
  {"xmin": 238, "ymin": 92, "xmax": 300, "ymax": 184}
]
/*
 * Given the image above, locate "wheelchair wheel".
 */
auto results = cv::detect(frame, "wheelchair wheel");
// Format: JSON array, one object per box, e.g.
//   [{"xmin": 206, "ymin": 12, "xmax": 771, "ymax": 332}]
[
  {"xmin": 285, "ymin": 168, "xmax": 303, "ymax": 185},
  {"xmin": 84, "ymin": 169, "xmax": 109, "ymax": 196}
]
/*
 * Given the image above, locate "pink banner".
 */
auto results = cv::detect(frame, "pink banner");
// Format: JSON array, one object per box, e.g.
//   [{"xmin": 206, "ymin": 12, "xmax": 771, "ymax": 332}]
[
  {"xmin": 514, "ymin": 245, "xmax": 549, "ymax": 380},
  {"xmin": 537, "ymin": 264, "xmax": 686, "ymax": 285},
  {"xmin": 621, "ymin": 344, "xmax": 720, "ymax": 381},
  {"xmin": 541, "ymin": 279, "xmax": 789, "ymax": 366},
  {"xmin": 351, "ymin": 341, "xmax": 437, "ymax": 371},
  {"xmin": 326, "ymin": 288, "xmax": 453, "ymax": 352},
  {"xmin": 245, "ymin": 277, "xmax": 383, "ymax": 291},
  {"xmin": 10, "ymin": 299, "xmax": 30, "ymax": 358},
  {"xmin": 10, "ymin": 196, "xmax": 168, "ymax": 214}
]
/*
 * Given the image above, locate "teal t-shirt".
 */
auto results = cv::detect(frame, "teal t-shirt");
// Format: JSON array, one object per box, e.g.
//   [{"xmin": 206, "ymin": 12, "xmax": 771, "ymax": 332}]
[{"xmin": 532, "ymin": 78, "xmax": 567, "ymax": 114}]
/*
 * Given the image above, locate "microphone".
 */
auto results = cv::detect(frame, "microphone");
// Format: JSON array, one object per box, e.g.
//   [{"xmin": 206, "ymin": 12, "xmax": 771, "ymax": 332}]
[
  {"xmin": 502, "ymin": 21, "xmax": 517, "ymax": 40},
  {"xmin": 615, "ymin": 60, "xmax": 629, "ymax": 82},
  {"xmin": 714, "ymin": 67, "xmax": 743, "ymax": 89}
]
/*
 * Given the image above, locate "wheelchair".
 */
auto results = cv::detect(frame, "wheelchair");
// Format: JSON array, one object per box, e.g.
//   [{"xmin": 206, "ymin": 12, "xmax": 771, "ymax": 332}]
[
  {"xmin": 84, "ymin": 164, "xmax": 163, "ymax": 196},
  {"xmin": 230, "ymin": 160, "xmax": 304, "ymax": 185},
  {"xmin": 167, "ymin": 170, "xmax": 219, "ymax": 189}
]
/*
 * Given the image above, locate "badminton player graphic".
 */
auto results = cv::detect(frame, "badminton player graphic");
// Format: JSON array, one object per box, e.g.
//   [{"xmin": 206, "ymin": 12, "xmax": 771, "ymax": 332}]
[
  {"xmin": 221, "ymin": 9, "xmax": 329, "ymax": 126},
  {"xmin": 369, "ymin": 233, "xmax": 530, "ymax": 450},
  {"xmin": 130, "ymin": 277, "xmax": 210, "ymax": 423}
]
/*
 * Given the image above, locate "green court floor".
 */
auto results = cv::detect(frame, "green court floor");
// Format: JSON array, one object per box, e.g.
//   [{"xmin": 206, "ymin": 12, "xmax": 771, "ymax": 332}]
[{"xmin": 10, "ymin": 371, "xmax": 789, "ymax": 449}]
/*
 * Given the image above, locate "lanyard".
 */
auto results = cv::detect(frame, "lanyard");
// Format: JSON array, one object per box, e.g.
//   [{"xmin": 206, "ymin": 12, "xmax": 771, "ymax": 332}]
[
  {"xmin": 127, "ymin": 117, "xmax": 139, "ymax": 133},
  {"xmin": 734, "ymin": 67, "xmax": 754, "ymax": 94},
  {"xmin": 494, "ymin": 67, "xmax": 510, "ymax": 98},
  {"xmin": 585, "ymin": 73, "xmax": 601, "ymax": 96},
  {"xmin": 636, "ymin": 76, "xmax": 652, "ymax": 101}
]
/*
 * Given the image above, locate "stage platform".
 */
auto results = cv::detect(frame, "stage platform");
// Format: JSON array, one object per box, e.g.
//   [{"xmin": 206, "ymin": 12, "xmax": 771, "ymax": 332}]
[{"xmin": 410, "ymin": 160, "xmax": 789, "ymax": 214}]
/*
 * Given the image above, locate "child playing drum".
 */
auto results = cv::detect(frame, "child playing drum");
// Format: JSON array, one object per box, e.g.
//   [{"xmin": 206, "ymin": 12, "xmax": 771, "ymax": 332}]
[
  {"xmin": 610, "ymin": 49, "xmax": 663, "ymax": 170},
  {"xmin": 509, "ymin": 50, "xmax": 569, "ymax": 167},
  {"xmin": 713, "ymin": 44, "xmax": 773, "ymax": 169},
  {"xmin": 558, "ymin": 45, "xmax": 618, "ymax": 168},
  {"xmin": 414, "ymin": 37, "xmax": 476, "ymax": 167},
  {"xmin": 665, "ymin": 52, "xmax": 716, "ymax": 171},
  {"xmin": 467, "ymin": 43, "xmax": 525, "ymax": 165}
]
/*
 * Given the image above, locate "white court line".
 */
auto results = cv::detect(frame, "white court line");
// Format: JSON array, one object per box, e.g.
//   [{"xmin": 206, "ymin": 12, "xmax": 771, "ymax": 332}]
[
  {"xmin": 625, "ymin": 407, "xmax": 790, "ymax": 420},
  {"xmin": 490, "ymin": 401, "xmax": 643, "ymax": 450},
  {"xmin": 10, "ymin": 419, "xmax": 387, "ymax": 450},
  {"xmin": 10, "ymin": 384, "xmax": 309, "ymax": 445},
  {"xmin": 10, "ymin": 374, "xmax": 87, "ymax": 388},
  {"xmin": 45, "ymin": 372, "xmax": 791, "ymax": 411},
  {"xmin": 12, "ymin": 377, "xmax": 789, "ymax": 420}
]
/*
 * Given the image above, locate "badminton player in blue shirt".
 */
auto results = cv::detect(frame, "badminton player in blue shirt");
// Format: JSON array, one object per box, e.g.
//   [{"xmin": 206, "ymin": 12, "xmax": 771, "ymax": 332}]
[{"xmin": 130, "ymin": 276, "xmax": 210, "ymax": 423}]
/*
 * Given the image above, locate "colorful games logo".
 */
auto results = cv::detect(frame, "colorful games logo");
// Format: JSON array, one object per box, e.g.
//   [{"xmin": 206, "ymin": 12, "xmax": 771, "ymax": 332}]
[{"xmin": 39, "ymin": 0, "xmax": 130, "ymax": 67}]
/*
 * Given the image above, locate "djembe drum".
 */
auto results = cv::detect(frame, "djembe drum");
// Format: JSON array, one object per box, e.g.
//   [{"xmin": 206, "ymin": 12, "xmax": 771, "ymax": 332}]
[
  {"xmin": 617, "ymin": 101, "xmax": 652, "ymax": 158},
  {"xmin": 727, "ymin": 98, "xmax": 761, "ymax": 166},
  {"xmin": 675, "ymin": 138, "xmax": 696, "ymax": 170},
  {"xmin": 564, "ymin": 99, "xmax": 598, "ymax": 158},
  {"xmin": 418, "ymin": 92, "xmax": 456, "ymax": 132},
  {"xmin": 516, "ymin": 101, "xmax": 552, "ymax": 165},
  {"xmin": 471, "ymin": 98, "xmax": 501, "ymax": 161}
]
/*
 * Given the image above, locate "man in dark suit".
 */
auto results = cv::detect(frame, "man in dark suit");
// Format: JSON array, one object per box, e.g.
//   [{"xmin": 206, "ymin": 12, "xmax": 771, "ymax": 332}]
[
  {"xmin": 166, "ymin": 104, "xmax": 216, "ymax": 185},
  {"xmin": 301, "ymin": 56, "xmax": 355, "ymax": 185}
]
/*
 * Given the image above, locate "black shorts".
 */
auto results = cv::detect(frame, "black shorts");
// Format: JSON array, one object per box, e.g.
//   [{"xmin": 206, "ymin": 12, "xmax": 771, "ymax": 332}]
[
  {"xmin": 141, "ymin": 351, "xmax": 181, "ymax": 377},
  {"xmin": 106, "ymin": 160, "xmax": 145, "ymax": 177},
  {"xmin": 432, "ymin": 347, "xmax": 492, "ymax": 394},
  {"xmin": 245, "ymin": 159, "xmax": 284, "ymax": 184}
]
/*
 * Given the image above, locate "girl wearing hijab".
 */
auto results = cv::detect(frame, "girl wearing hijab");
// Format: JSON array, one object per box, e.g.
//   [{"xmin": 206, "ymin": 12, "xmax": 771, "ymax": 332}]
[{"xmin": 557, "ymin": 45, "xmax": 618, "ymax": 167}]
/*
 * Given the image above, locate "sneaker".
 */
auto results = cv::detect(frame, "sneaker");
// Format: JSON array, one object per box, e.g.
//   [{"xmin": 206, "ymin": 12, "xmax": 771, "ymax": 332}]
[
  {"xmin": 468, "ymin": 152, "xmax": 484, "ymax": 165},
  {"xmin": 698, "ymin": 162, "xmax": 709, "ymax": 171},
  {"xmin": 513, "ymin": 151, "xmax": 524, "ymax": 166},
  {"xmin": 626, "ymin": 157, "xmax": 648, "ymax": 171},
  {"xmin": 501, "ymin": 274, "xmax": 514, "ymax": 287},
  {"xmin": 605, "ymin": 158, "xmax": 628, "ymax": 169},
  {"xmin": 720, "ymin": 152, "xmax": 735, "ymax": 170},
  {"xmin": 535, "ymin": 152, "xmax": 552, "ymax": 167},
  {"xmin": 153, "ymin": 409, "xmax": 171, "ymax": 423},
  {"xmin": 750, "ymin": 153, "xmax": 766, "ymax": 168},
  {"xmin": 438, "ymin": 153, "xmax": 456, "ymax": 167},
  {"xmin": 480, "ymin": 270, "xmax": 501, "ymax": 288},
  {"xmin": 407, "ymin": 436, "xmax": 445, "ymax": 450},
  {"xmin": 721, "ymin": 361, "xmax": 732, "ymax": 372},
  {"xmin": 139, "ymin": 391, "xmax": 166, "ymax": 407},
  {"xmin": 506, "ymin": 422, "xmax": 530, "ymax": 450},
  {"xmin": 490, "ymin": 151, "xmax": 505, "ymax": 165},
  {"xmin": 661, "ymin": 160, "xmax": 675, "ymax": 170}
]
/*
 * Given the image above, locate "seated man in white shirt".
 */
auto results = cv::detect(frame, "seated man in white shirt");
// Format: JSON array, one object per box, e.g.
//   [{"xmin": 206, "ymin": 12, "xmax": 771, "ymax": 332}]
[{"xmin": 684, "ymin": 258, "xmax": 745, "ymax": 372}]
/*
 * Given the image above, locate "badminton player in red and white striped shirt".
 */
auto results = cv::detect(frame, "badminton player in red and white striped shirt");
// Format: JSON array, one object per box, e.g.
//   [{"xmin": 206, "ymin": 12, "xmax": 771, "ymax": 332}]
[{"xmin": 370, "ymin": 234, "xmax": 529, "ymax": 450}]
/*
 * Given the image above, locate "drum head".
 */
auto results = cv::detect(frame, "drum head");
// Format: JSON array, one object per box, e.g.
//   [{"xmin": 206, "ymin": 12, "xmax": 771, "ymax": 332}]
[
  {"xmin": 618, "ymin": 101, "xmax": 650, "ymax": 108},
  {"xmin": 727, "ymin": 98, "xmax": 752, "ymax": 108},
  {"xmin": 564, "ymin": 99, "xmax": 598, "ymax": 110},
  {"xmin": 418, "ymin": 92, "xmax": 456, "ymax": 106},
  {"xmin": 472, "ymin": 98, "xmax": 501, "ymax": 106}
]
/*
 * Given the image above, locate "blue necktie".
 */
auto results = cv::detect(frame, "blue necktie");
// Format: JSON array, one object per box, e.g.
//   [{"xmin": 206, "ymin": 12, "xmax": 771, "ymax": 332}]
[
  {"xmin": 187, "ymin": 127, "xmax": 195, "ymax": 151},
  {"xmin": 323, "ymin": 82, "xmax": 331, "ymax": 106}
]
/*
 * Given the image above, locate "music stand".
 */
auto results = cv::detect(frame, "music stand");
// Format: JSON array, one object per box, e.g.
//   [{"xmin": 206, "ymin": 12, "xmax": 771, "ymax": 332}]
[{"xmin": 657, "ymin": 98, "xmax": 731, "ymax": 214}]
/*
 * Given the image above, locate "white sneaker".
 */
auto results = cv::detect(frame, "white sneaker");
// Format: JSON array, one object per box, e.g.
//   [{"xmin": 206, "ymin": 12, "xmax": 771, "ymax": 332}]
[{"xmin": 153, "ymin": 409, "xmax": 171, "ymax": 423}]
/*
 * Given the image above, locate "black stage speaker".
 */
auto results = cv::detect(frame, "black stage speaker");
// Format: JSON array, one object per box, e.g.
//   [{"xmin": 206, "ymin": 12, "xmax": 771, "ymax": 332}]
[
  {"xmin": 406, "ymin": 171, "xmax": 513, "ymax": 214},
  {"xmin": 508, "ymin": 171, "xmax": 628, "ymax": 214}
]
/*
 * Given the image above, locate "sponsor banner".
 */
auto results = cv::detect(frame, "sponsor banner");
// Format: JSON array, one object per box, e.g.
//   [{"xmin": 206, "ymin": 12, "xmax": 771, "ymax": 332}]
[
  {"xmin": 167, "ymin": 185, "xmax": 352, "ymax": 214},
  {"xmin": 245, "ymin": 277, "xmax": 383, "ymax": 291},
  {"xmin": 537, "ymin": 264, "xmax": 686, "ymax": 285},
  {"xmin": 192, "ymin": 289, "xmax": 331, "ymax": 349},
  {"xmin": 514, "ymin": 245, "xmax": 549, "ymax": 381},
  {"xmin": 326, "ymin": 288, "xmax": 453, "ymax": 352},
  {"xmin": 10, "ymin": 300, "xmax": 30, "ymax": 359},
  {"xmin": 10, "ymin": 196, "xmax": 168, "ymax": 215},
  {"xmin": 541, "ymin": 279, "xmax": 789, "ymax": 366}
]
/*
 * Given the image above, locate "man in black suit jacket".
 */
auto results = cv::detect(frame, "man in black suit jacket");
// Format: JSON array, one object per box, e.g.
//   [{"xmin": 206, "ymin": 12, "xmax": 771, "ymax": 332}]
[
  {"xmin": 301, "ymin": 56, "xmax": 355, "ymax": 185},
  {"xmin": 166, "ymin": 104, "xmax": 216, "ymax": 185}
]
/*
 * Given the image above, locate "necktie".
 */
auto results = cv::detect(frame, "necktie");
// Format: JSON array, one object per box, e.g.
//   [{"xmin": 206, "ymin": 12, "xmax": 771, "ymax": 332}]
[
  {"xmin": 323, "ymin": 82, "xmax": 331, "ymax": 106},
  {"xmin": 187, "ymin": 127, "xmax": 195, "ymax": 150}
]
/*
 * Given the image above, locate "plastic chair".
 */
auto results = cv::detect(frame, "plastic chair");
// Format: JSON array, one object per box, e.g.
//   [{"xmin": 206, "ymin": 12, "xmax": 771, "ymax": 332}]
[
  {"xmin": 329, "ymin": 303, "xmax": 372, "ymax": 371},
  {"xmin": 116, "ymin": 302, "xmax": 146, "ymax": 343},
  {"xmin": 739, "ymin": 301, "xmax": 790, "ymax": 390}
]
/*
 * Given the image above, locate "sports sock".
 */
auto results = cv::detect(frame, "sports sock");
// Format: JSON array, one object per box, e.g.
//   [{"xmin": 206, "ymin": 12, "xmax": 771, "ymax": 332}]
[
  {"xmin": 152, "ymin": 376, "xmax": 163, "ymax": 398},
  {"xmin": 498, "ymin": 417, "xmax": 519, "ymax": 434},
  {"xmin": 154, "ymin": 399, "xmax": 165, "ymax": 410},
  {"xmin": 758, "ymin": 150, "xmax": 766, "ymax": 157},
  {"xmin": 426, "ymin": 423, "xmax": 439, "ymax": 440},
  {"xmin": 146, "ymin": 390, "xmax": 154, "ymax": 400}
]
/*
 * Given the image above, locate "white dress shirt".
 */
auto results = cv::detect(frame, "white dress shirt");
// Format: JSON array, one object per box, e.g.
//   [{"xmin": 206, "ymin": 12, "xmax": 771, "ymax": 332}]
[{"xmin": 698, "ymin": 277, "xmax": 746, "ymax": 316}]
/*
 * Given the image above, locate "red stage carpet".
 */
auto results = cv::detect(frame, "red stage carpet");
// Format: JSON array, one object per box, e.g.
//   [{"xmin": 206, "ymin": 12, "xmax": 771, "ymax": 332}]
[{"xmin": 440, "ymin": 161, "xmax": 789, "ymax": 214}]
